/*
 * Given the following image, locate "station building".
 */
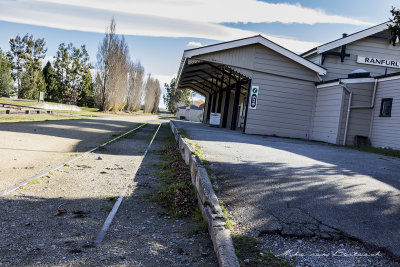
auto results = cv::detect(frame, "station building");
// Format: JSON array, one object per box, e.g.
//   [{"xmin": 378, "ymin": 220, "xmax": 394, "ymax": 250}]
[{"xmin": 176, "ymin": 22, "xmax": 400, "ymax": 149}]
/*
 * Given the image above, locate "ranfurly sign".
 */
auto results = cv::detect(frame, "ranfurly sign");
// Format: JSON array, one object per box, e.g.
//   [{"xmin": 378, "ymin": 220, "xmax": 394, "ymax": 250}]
[
  {"xmin": 249, "ymin": 85, "xmax": 259, "ymax": 110},
  {"xmin": 357, "ymin": 56, "xmax": 400, "ymax": 69}
]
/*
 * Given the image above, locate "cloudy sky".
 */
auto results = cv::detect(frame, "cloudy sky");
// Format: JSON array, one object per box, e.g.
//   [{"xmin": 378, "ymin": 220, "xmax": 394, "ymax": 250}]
[{"xmin": 0, "ymin": 0, "xmax": 398, "ymax": 105}]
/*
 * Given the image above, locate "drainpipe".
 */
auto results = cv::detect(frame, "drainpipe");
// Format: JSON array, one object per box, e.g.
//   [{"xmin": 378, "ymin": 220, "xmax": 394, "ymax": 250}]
[
  {"xmin": 341, "ymin": 79, "xmax": 379, "ymax": 145},
  {"xmin": 341, "ymin": 82, "xmax": 352, "ymax": 146},
  {"xmin": 350, "ymin": 79, "xmax": 378, "ymax": 109}
]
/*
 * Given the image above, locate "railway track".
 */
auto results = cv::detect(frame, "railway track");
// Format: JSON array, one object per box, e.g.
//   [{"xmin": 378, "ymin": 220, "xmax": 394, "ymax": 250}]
[{"xmin": 0, "ymin": 123, "xmax": 147, "ymax": 197}]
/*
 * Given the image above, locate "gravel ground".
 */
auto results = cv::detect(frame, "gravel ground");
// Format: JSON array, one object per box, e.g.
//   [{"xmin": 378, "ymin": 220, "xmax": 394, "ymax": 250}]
[
  {"xmin": 0, "ymin": 115, "xmax": 158, "ymax": 192},
  {"xmin": 0, "ymin": 122, "xmax": 216, "ymax": 266},
  {"xmin": 257, "ymin": 233, "xmax": 399, "ymax": 267}
]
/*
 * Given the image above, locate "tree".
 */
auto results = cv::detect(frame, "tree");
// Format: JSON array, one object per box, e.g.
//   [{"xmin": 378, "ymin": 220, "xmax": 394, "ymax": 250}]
[
  {"xmin": 0, "ymin": 48, "xmax": 13, "ymax": 97},
  {"xmin": 42, "ymin": 61, "xmax": 59, "ymax": 102},
  {"xmin": 163, "ymin": 78, "xmax": 192, "ymax": 113},
  {"xmin": 54, "ymin": 43, "xmax": 91, "ymax": 104},
  {"xmin": 94, "ymin": 19, "xmax": 130, "ymax": 111},
  {"xmin": 7, "ymin": 34, "xmax": 47, "ymax": 98},
  {"xmin": 389, "ymin": 7, "xmax": 400, "ymax": 45},
  {"xmin": 144, "ymin": 74, "xmax": 161, "ymax": 113},
  {"xmin": 78, "ymin": 70, "xmax": 95, "ymax": 107},
  {"xmin": 126, "ymin": 61, "xmax": 144, "ymax": 112},
  {"xmin": 19, "ymin": 68, "xmax": 46, "ymax": 100}
]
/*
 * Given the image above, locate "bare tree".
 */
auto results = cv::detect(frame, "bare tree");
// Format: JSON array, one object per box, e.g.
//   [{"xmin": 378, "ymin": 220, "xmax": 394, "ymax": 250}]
[
  {"xmin": 126, "ymin": 61, "xmax": 144, "ymax": 112},
  {"xmin": 94, "ymin": 19, "xmax": 130, "ymax": 111},
  {"xmin": 144, "ymin": 74, "xmax": 161, "ymax": 113},
  {"xmin": 152, "ymin": 79, "xmax": 161, "ymax": 113}
]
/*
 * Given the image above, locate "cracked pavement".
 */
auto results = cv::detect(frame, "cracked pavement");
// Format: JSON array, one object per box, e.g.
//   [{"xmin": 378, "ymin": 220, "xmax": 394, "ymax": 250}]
[{"xmin": 172, "ymin": 120, "xmax": 400, "ymax": 260}]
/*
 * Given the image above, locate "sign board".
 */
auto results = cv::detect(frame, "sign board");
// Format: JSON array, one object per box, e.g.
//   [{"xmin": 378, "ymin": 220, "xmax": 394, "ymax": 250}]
[
  {"xmin": 357, "ymin": 56, "xmax": 400, "ymax": 69},
  {"xmin": 249, "ymin": 85, "xmax": 259, "ymax": 110},
  {"xmin": 39, "ymin": 92, "xmax": 45, "ymax": 101},
  {"xmin": 209, "ymin": 113, "xmax": 221, "ymax": 127}
]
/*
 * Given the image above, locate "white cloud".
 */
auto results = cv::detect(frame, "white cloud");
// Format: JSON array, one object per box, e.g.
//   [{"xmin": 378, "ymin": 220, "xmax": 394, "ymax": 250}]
[
  {"xmin": 38, "ymin": 0, "xmax": 374, "ymax": 26},
  {"xmin": 0, "ymin": 0, "xmax": 376, "ymax": 53},
  {"xmin": 187, "ymin": 41, "xmax": 203, "ymax": 48}
]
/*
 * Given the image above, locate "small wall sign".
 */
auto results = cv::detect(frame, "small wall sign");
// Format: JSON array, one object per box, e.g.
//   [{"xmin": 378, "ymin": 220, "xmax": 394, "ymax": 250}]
[
  {"xmin": 209, "ymin": 113, "xmax": 221, "ymax": 127},
  {"xmin": 249, "ymin": 85, "xmax": 259, "ymax": 110},
  {"xmin": 357, "ymin": 56, "xmax": 400, "ymax": 69}
]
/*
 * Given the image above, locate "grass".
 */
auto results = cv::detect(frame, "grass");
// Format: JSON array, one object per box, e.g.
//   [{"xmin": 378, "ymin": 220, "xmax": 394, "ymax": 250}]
[
  {"xmin": 220, "ymin": 204, "xmax": 236, "ymax": 231},
  {"xmin": 65, "ymin": 152, "xmax": 82, "ymax": 157},
  {"xmin": 349, "ymin": 145, "xmax": 400, "ymax": 158},
  {"xmin": 232, "ymin": 235, "xmax": 291, "ymax": 267},
  {"xmin": 188, "ymin": 206, "xmax": 208, "ymax": 235},
  {"xmin": 0, "ymin": 97, "xmax": 39, "ymax": 107},
  {"xmin": 152, "ymin": 128, "xmax": 197, "ymax": 218},
  {"xmin": 27, "ymin": 177, "xmax": 42, "ymax": 185},
  {"xmin": 145, "ymin": 124, "xmax": 160, "ymax": 142},
  {"xmin": 0, "ymin": 114, "xmax": 85, "ymax": 123}
]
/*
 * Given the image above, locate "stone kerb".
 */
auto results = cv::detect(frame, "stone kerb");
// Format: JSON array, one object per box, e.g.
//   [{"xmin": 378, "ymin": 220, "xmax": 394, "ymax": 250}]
[{"xmin": 169, "ymin": 120, "xmax": 239, "ymax": 267}]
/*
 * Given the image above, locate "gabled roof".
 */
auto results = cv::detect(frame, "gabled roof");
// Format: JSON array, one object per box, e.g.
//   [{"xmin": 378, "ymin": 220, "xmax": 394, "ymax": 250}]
[
  {"xmin": 179, "ymin": 35, "xmax": 327, "ymax": 78},
  {"xmin": 302, "ymin": 21, "xmax": 392, "ymax": 58}
]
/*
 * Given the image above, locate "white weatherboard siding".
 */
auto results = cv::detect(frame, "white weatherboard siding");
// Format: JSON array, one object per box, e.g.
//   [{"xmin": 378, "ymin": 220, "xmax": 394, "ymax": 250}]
[
  {"xmin": 246, "ymin": 72, "xmax": 316, "ymax": 139},
  {"xmin": 338, "ymin": 82, "xmax": 375, "ymax": 145},
  {"xmin": 311, "ymin": 85, "xmax": 343, "ymax": 144},
  {"xmin": 195, "ymin": 45, "xmax": 256, "ymax": 72},
  {"xmin": 312, "ymin": 33, "xmax": 400, "ymax": 81},
  {"xmin": 244, "ymin": 44, "xmax": 319, "ymax": 138},
  {"xmin": 370, "ymin": 78, "xmax": 400, "ymax": 149}
]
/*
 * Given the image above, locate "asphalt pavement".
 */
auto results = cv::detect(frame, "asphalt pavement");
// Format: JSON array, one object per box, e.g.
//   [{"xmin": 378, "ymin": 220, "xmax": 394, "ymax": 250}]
[{"xmin": 172, "ymin": 120, "xmax": 400, "ymax": 260}]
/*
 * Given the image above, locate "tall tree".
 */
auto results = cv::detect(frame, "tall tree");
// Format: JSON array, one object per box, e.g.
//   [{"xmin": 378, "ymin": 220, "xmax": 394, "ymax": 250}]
[
  {"xmin": 126, "ymin": 61, "xmax": 144, "ymax": 112},
  {"xmin": 42, "ymin": 61, "xmax": 59, "ymax": 102},
  {"xmin": 54, "ymin": 43, "xmax": 91, "ymax": 104},
  {"xmin": 94, "ymin": 19, "xmax": 130, "ymax": 111},
  {"xmin": 163, "ymin": 78, "xmax": 191, "ymax": 113},
  {"xmin": 144, "ymin": 74, "xmax": 161, "ymax": 113},
  {"xmin": 0, "ymin": 48, "xmax": 13, "ymax": 97},
  {"xmin": 7, "ymin": 34, "xmax": 47, "ymax": 98}
]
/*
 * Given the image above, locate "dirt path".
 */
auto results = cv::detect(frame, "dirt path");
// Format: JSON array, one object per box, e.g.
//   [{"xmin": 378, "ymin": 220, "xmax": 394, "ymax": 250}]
[
  {"xmin": 0, "ymin": 115, "xmax": 159, "ymax": 192},
  {"xmin": 0, "ymin": 123, "xmax": 216, "ymax": 266}
]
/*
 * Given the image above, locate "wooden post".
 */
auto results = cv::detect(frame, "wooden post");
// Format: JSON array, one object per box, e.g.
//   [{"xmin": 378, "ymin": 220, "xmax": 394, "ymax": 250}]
[
  {"xmin": 243, "ymin": 79, "xmax": 252, "ymax": 133},
  {"xmin": 231, "ymin": 82, "xmax": 241, "ymax": 130}
]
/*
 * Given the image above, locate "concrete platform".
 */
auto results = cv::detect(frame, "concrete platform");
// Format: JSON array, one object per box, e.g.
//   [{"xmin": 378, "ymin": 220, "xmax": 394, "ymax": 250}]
[{"xmin": 172, "ymin": 120, "xmax": 400, "ymax": 259}]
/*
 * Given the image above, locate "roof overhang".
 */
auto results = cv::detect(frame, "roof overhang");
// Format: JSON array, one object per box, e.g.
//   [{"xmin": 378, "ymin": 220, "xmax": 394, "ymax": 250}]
[
  {"xmin": 181, "ymin": 35, "xmax": 326, "ymax": 76},
  {"xmin": 302, "ymin": 22, "xmax": 393, "ymax": 57}
]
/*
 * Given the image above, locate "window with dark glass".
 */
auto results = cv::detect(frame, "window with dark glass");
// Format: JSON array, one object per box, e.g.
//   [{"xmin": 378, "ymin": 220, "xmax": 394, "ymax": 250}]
[{"xmin": 380, "ymin": 98, "xmax": 393, "ymax": 117}]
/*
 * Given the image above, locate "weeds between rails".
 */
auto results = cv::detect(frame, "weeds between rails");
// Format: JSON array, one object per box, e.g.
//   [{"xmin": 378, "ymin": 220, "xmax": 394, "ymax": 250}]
[{"xmin": 152, "ymin": 129, "xmax": 207, "ymax": 234}]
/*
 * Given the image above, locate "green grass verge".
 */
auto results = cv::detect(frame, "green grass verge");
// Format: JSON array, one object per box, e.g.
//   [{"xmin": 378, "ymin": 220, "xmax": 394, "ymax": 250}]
[
  {"xmin": 0, "ymin": 114, "xmax": 86, "ymax": 123},
  {"xmin": 348, "ymin": 145, "xmax": 400, "ymax": 158},
  {"xmin": 0, "ymin": 97, "xmax": 39, "ymax": 107}
]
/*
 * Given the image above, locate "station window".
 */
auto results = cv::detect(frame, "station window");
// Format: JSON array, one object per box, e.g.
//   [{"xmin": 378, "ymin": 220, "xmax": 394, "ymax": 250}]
[{"xmin": 380, "ymin": 98, "xmax": 393, "ymax": 117}]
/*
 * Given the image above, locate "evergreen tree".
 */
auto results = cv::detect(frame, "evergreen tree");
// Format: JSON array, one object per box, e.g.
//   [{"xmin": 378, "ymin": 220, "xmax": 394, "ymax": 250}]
[
  {"xmin": 7, "ymin": 34, "xmax": 47, "ymax": 99},
  {"xmin": 42, "ymin": 61, "xmax": 59, "ymax": 102},
  {"xmin": 19, "ymin": 67, "xmax": 46, "ymax": 100},
  {"xmin": 0, "ymin": 48, "xmax": 13, "ymax": 97},
  {"xmin": 163, "ymin": 78, "xmax": 191, "ymax": 113},
  {"xmin": 78, "ymin": 70, "xmax": 94, "ymax": 107},
  {"xmin": 54, "ymin": 43, "xmax": 90, "ymax": 104}
]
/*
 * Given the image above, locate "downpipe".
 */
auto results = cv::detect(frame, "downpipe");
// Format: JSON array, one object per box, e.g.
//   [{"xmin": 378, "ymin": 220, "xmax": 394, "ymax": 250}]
[
  {"xmin": 341, "ymin": 79, "xmax": 378, "ymax": 146},
  {"xmin": 341, "ymin": 82, "xmax": 352, "ymax": 146}
]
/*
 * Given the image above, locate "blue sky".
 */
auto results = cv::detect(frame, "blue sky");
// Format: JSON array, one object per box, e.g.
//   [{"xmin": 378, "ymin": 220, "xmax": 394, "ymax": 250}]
[{"xmin": 0, "ymin": 0, "xmax": 398, "ymax": 103}]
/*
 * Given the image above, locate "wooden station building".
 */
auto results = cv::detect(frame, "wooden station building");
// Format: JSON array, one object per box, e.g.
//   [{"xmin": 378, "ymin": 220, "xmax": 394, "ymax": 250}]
[{"xmin": 176, "ymin": 22, "xmax": 400, "ymax": 149}]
